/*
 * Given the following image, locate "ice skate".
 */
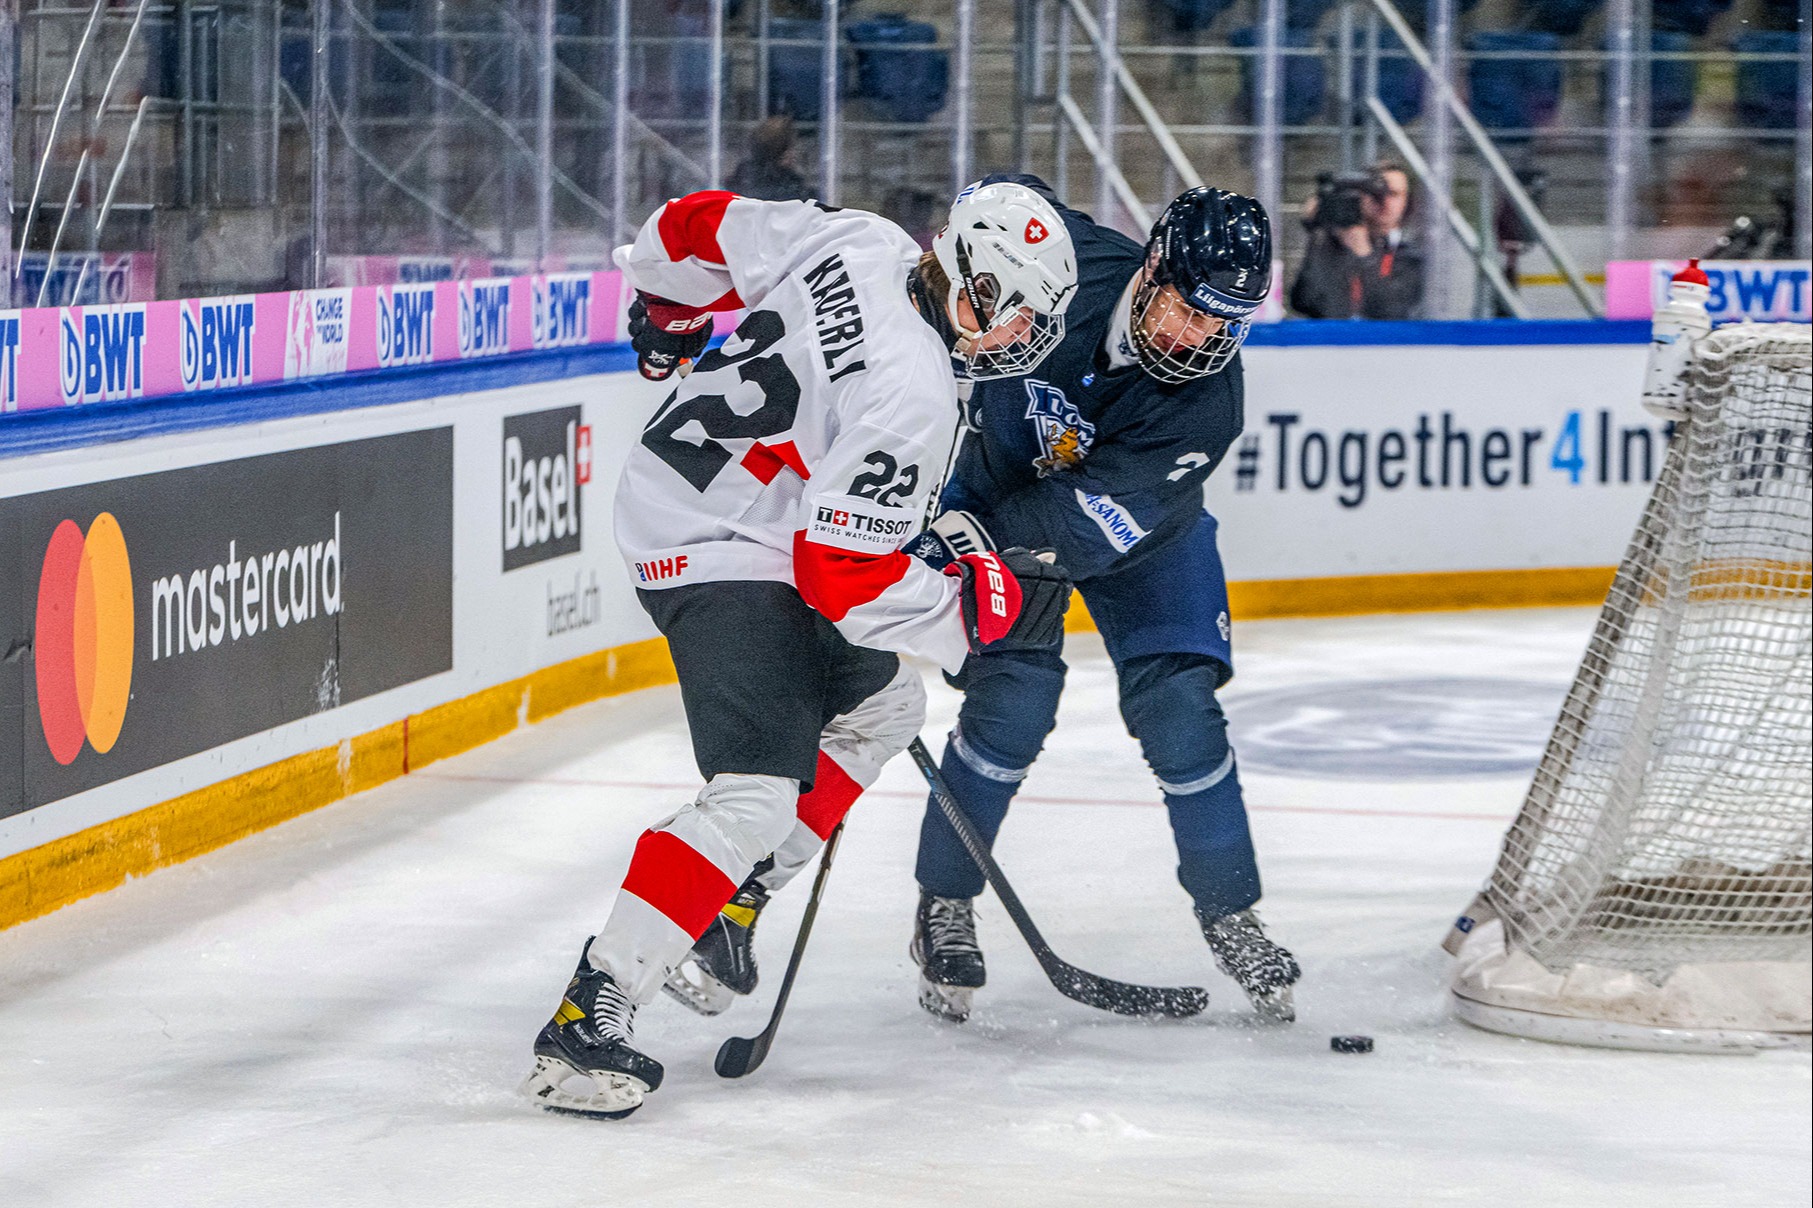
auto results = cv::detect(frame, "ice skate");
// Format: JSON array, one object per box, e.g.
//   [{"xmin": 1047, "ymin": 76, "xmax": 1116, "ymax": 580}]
[
  {"xmin": 521, "ymin": 939, "xmax": 665, "ymax": 1119},
  {"xmin": 910, "ymin": 890, "xmax": 987, "ymax": 1023},
  {"xmin": 1198, "ymin": 908, "xmax": 1300, "ymax": 1024},
  {"xmin": 663, "ymin": 875, "xmax": 771, "ymax": 1017}
]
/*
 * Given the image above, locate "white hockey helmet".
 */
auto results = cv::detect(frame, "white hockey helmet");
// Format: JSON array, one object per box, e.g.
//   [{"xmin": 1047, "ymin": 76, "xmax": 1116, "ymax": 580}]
[{"xmin": 932, "ymin": 181, "xmax": 1077, "ymax": 379}]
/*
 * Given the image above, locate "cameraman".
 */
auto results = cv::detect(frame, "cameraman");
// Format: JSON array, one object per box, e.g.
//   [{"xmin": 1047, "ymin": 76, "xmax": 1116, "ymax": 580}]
[{"xmin": 1288, "ymin": 162, "xmax": 1424, "ymax": 320}]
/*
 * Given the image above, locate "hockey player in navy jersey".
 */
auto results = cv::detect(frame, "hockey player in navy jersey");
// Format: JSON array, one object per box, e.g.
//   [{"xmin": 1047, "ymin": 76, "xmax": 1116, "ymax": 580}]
[
  {"xmin": 903, "ymin": 180, "xmax": 1302, "ymax": 1024},
  {"xmin": 678, "ymin": 179, "xmax": 1302, "ymax": 1027}
]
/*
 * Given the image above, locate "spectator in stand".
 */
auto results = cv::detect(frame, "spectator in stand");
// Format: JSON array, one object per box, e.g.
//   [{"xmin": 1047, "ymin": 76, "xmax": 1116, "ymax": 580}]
[
  {"xmin": 726, "ymin": 116, "xmax": 812, "ymax": 202},
  {"xmin": 1288, "ymin": 161, "xmax": 1424, "ymax": 320}
]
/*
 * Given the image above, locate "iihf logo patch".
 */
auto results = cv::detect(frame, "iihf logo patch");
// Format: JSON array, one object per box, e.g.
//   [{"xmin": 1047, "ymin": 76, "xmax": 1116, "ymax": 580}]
[{"xmin": 1023, "ymin": 379, "xmax": 1095, "ymax": 475}]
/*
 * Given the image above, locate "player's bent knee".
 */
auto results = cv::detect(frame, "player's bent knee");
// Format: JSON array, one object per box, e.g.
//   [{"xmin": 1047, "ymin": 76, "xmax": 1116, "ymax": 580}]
[
  {"xmin": 1118, "ymin": 654, "xmax": 1235, "ymax": 787},
  {"xmin": 955, "ymin": 650, "xmax": 1067, "ymax": 769},
  {"xmin": 821, "ymin": 663, "xmax": 927, "ymax": 785},
  {"xmin": 692, "ymin": 773, "xmax": 803, "ymax": 868}
]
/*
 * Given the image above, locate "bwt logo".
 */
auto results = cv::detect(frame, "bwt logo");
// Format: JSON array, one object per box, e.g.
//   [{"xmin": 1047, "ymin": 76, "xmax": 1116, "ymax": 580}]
[
  {"xmin": 60, "ymin": 305, "xmax": 147, "ymax": 403},
  {"xmin": 503, "ymin": 405, "xmax": 590, "ymax": 571},
  {"xmin": 35, "ymin": 513, "xmax": 135, "ymax": 765},
  {"xmin": 181, "ymin": 297, "xmax": 257, "ymax": 390},
  {"xmin": 376, "ymin": 284, "xmax": 437, "ymax": 367},
  {"xmin": 532, "ymin": 275, "xmax": 591, "ymax": 349},
  {"xmin": 459, "ymin": 280, "xmax": 512, "ymax": 358}
]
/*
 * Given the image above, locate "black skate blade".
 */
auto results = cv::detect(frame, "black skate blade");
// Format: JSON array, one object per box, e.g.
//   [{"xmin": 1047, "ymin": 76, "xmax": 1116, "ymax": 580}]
[{"xmin": 714, "ymin": 1033, "xmax": 770, "ymax": 1079}]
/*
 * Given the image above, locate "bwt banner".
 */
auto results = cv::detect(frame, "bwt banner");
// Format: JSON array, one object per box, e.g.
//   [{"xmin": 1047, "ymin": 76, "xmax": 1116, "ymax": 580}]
[
  {"xmin": 1605, "ymin": 260, "xmax": 1812, "ymax": 323},
  {"xmin": 12, "ymin": 252, "xmax": 157, "ymax": 308},
  {"xmin": 0, "ymin": 270, "xmax": 627, "ymax": 413},
  {"xmin": 0, "ymin": 430, "xmax": 454, "ymax": 816}
]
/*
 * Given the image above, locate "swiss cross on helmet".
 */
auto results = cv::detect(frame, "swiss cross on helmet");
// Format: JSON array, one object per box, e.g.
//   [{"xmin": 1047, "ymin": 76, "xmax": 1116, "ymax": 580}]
[
  {"xmin": 1131, "ymin": 187, "xmax": 1272, "ymax": 383},
  {"xmin": 933, "ymin": 182, "xmax": 1078, "ymax": 379}
]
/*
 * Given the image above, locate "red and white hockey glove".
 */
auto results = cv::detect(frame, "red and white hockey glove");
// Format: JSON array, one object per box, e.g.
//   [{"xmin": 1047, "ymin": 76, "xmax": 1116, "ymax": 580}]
[
  {"xmin": 945, "ymin": 547, "xmax": 1072, "ymax": 654},
  {"xmin": 628, "ymin": 292, "xmax": 713, "ymax": 381}
]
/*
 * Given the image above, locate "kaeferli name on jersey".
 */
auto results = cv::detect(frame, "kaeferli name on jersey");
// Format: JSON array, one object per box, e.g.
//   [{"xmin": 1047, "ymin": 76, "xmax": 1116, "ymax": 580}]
[
  {"xmin": 803, "ymin": 254, "xmax": 868, "ymax": 383},
  {"xmin": 808, "ymin": 492, "xmax": 916, "ymax": 554},
  {"xmin": 502, "ymin": 405, "xmax": 590, "ymax": 572}
]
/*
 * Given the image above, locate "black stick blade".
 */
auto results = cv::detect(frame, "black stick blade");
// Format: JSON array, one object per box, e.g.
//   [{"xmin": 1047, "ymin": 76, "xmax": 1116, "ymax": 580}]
[
  {"xmin": 714, "ymin": 1033, "xmax": 768, "ymax": 1079},
  {"xmin": 1049, "ymin": 967, "xmax": 1210, "ymax": 1018}
]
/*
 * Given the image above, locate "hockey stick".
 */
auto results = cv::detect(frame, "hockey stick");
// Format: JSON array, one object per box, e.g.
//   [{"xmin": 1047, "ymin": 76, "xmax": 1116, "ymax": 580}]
[
  {"xmin": 909, "ymin": 737, "xmax": 1210, "ymax": 1019},
  {"xmin": 714, "ymin": 820, "xmax": 846, "ymax": 1079}
]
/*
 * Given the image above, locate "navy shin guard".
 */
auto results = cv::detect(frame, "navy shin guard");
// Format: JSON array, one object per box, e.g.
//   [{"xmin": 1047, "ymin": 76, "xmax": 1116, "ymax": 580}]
[{"xmin": 1119, "ymin": 653, "xmax": 1262, "ymax": 918}]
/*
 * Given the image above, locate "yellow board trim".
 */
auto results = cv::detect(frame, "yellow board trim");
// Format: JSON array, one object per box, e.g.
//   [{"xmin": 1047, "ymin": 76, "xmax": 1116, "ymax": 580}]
[
  {"xmin": 0, "ymin": 636, "xmax": 677, "ymax": 932},
  {"xmin": 1066, "ymin": 565, "xmax": 1615, "ymax": 632},
  {"xmin": 2, "ymin": 565, "xmax": 1614, "ymax": 932}
]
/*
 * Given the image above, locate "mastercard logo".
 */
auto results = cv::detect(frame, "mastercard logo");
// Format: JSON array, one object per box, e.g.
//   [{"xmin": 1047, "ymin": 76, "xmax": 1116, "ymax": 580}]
[{"xmin": 35, "ymin": 514, "xmax": 135, "ymax": 765}]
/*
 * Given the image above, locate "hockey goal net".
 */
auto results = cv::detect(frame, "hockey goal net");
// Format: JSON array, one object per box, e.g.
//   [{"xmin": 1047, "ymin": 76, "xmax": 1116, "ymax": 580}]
[{"xmin": 1448, "ymin": 322, "xmax": 1812, "ymax": 1052}]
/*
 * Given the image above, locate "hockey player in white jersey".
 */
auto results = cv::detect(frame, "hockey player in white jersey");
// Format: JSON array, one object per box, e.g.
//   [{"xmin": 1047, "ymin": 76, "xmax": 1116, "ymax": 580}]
[{"xmin": 522, "ymin": 183, "xmax": 1078, "ymax": 1119}]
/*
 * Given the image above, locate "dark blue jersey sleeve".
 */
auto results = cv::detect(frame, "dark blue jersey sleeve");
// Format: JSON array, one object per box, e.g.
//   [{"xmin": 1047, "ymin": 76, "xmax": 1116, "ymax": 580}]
[{"xmin": 970, "ymin": 359, "xmax": 1245, "ymax": 581}]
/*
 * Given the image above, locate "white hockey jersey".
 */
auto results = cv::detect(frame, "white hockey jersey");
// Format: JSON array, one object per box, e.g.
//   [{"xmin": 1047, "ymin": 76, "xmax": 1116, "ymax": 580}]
[{"xmin": 613, "ymin": 192, "xmax": 971, "ymax": 673}]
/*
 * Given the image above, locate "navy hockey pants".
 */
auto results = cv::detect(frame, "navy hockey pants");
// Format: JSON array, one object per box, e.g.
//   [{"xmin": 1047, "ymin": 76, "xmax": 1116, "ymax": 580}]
[{"xmin": 913, "ymin": 513, "xmax": 1262, "ymax": 918}]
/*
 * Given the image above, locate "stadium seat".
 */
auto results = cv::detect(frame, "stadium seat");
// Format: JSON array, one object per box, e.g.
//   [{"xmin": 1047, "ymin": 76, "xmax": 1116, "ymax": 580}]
[
  {"xmin": 766, "ymin": 17, "xmax": 832, "ymax": 121},
  {"xmin": 1230, "ymin": 27, "xmax": 1328, "ymax": 126},
  {"xmin": 1151, "ymin": 0, "xmax": 1240, "ymax": 34},
  {"xmin": 1731, "ymin": 30, "xmax": 1799, "ymax": 129},
  {"xmin": 846, "ymin": 13, "xmax": 950, "ymax": 124},
  {"xmin": 1652, "ymin": 0, "xmax": 1735, "ymax": 35},
  {"xmin": 1465, "ymin": 31, "xmax": 1562, "ymax": 135},
  {"xmin": 1599, "ymin": 31, "xmax": 1697, "ymax": 130},
  {"xmin": 1334, "ymin": 25, "xmax": 1425, "ymax": 125},
  {"xmin": 1519, "ymin": 0, "xmax": 1604, "ymax": 37}
]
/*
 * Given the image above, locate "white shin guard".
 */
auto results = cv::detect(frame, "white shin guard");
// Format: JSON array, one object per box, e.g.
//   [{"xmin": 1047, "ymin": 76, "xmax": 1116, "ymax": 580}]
[
  {"xmin": 758, "ymin": 664, "xmax": 927, "ymax": 894},
  {"xmin": 591, "ymin": 773, "xmax": 801, "ymax": 1004}
]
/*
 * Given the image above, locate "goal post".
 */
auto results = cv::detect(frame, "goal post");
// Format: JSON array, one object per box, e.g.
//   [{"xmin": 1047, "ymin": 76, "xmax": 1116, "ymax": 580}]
[{"xmin": 1447, "ymin": 322, "xmax": 1812, "ymax": 1054}]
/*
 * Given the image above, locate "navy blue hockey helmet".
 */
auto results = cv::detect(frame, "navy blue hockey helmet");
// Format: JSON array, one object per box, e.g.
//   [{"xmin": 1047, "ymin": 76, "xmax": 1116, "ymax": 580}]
[{"xmin": 1131, "ymin": 188, "xmax": 1272, "ymax": 382}]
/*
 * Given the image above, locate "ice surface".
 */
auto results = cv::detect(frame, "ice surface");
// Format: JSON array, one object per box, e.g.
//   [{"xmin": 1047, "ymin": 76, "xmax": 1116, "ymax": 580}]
[{"xmin": 1, "ymin": 609, "xmax": 1806, "ymax": 1207}]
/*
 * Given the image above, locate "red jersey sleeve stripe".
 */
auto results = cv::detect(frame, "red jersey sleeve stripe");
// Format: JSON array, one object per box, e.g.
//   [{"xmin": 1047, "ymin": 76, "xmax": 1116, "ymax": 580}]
[
  {"xmin": 620, "ymin": 828, "xmax": 738, "ymax": 940},
  {"xmin": 793, "ymin": 532, "xmax": 913, "ymax": 624},
  {"xmin": 656, "ymin": 190, "xmax": 739, "ymax": 266},
  {"xmin": 796, "ymin": 753, "xmax": 863, "ymax": 840}
]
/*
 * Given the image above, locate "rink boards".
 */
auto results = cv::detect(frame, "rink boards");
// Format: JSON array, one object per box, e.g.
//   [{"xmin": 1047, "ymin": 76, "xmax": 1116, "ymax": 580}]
[{"xmin": 0, "ymin": 325, "xmax": 1664, "ymax": 927}]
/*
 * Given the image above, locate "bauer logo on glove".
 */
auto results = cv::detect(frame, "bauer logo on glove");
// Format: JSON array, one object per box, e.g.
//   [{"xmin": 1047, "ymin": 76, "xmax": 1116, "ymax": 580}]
[
  {"xmin": 945, "ymin": 547, "xmax": 1072, "ymax": 654},
  {"xmin": 629, "ymin": 292, "xmax": 714, "ymax": 381}
]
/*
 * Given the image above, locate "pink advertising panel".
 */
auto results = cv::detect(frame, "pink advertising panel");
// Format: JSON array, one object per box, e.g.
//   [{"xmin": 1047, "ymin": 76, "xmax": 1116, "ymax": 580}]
[{"xmin": 0, "ymin": 271, "xmax": 629, "ymax": 415}]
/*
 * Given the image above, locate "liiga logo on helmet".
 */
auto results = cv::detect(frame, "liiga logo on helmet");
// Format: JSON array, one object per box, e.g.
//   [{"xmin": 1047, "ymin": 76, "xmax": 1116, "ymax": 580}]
[{"xmin": 35, "ymin": 514, "xmax": 135, "ymax": 765}]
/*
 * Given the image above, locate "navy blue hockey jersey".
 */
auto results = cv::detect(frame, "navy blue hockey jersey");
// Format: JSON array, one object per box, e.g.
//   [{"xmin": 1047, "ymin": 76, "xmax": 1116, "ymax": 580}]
[{"xmin": 941, "ymin": 176, "xmax": 1245, "ymax": 584}]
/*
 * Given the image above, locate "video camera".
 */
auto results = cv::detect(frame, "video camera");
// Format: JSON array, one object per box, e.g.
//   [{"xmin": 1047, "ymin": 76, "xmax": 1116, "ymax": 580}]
[{"xmin": 1310, "ymin": 170, "xmax": 1388, "ymax": 231}]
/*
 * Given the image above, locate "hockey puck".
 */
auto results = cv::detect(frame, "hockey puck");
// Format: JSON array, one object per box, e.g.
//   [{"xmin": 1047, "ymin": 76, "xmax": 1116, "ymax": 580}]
[{"xmin": 1330, "ymin": 1035, "xmax": 1374, "ymax": 1054}]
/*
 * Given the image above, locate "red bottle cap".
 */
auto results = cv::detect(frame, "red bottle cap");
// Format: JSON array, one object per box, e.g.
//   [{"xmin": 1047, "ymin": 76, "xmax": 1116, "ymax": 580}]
[{"xmin": 1672, "ymin": 258, "xmax": 1710, "ymax": 287}]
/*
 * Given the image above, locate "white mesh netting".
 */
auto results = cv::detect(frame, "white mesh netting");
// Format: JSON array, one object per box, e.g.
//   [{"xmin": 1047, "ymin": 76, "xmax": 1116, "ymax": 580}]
[{"xmin": 1451, "ymin": 322, "xmax": 1812, "ymax": 1049}]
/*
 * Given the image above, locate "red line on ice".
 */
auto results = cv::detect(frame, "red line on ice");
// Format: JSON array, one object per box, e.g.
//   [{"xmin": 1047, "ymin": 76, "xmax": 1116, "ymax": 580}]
[{"xmin": 415, "ymin": 770, "xmax": 1510, "ymax": 823}]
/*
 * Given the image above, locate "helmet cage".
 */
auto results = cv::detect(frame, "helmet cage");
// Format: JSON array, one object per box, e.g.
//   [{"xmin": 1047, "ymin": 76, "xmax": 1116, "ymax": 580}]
[
  {"xmin": 950, "ymin": 234, "xmax": 1067, "ymax": 380},
  {"xmin": 1129, "ymin": 276, "xmax": 1252, "ymax": 383}
]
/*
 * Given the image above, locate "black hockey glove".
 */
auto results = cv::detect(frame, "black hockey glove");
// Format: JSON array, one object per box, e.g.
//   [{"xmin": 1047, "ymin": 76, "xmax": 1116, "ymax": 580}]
[
  {"xmin": 628, "ymin": 292, "xmax": 712, "ymax": 382},
  {"xmin": 945, "ymin": 547, "xmax": 1072, "ymax": 654},
  {"xmin": 907, "ymin": 509, "xmax": 994, "ymax": 571}
]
